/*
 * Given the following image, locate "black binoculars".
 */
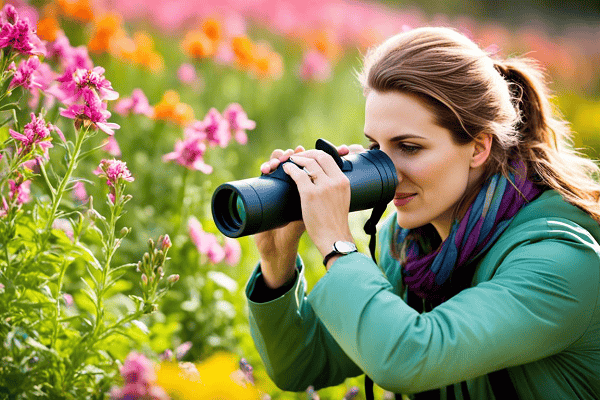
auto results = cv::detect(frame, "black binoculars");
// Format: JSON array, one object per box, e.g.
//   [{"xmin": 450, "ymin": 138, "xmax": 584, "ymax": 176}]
[{"xmin": 211, "ymin": 139, "xmax": 398, "ymax": 238}]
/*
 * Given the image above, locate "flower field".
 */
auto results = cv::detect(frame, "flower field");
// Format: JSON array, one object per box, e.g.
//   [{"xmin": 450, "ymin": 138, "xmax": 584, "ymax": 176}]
[{"xmin": 1, "ymin": 0, "xmax": 599, "ymax": 399}]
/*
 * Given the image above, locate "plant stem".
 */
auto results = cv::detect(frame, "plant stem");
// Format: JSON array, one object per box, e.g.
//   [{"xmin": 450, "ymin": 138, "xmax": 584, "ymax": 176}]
[{"xmin": 176, "ymin": 168, "xmax": 189, "ymax": 234}]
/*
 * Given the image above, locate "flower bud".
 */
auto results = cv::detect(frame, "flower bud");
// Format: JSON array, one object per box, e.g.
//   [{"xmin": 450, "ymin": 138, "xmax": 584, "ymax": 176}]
[
  {"xmin": 119, "ymin": 227, "xmax": 130, "ymax": 237},
  {"xmin": 148, "ymin": 238, "xmax": 155, "ymax": 252},
  {"xmin": 157, "ymin": 266, "xmax": 164, "ymax": 278},
  {"xmin": 160, "ymin": 234, "xmax": 172, "ymax": 250},
  {"xmin": 167, "ymin": 274, "xmax": 180, "ymax": 284},
  {"xmin": 136, "ymin": 261, "xmax": 142, "ymax": 272},
  {"xmin": 141, "ymin": 273, "xmax": 148, "ymax": 285},
  {"xmin": 143, "ymin": 252, "xmax": 150, "ymax": 265}
]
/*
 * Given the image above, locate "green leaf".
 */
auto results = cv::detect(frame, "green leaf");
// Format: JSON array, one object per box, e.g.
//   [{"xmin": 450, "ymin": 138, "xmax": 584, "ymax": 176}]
[
  {"xmin": 130, "ymin": 319, "xmax": 149, "ymax": 334},
  {"xmin": 0, "ymin": 102, "xmax": 20, "ymax": 112}
]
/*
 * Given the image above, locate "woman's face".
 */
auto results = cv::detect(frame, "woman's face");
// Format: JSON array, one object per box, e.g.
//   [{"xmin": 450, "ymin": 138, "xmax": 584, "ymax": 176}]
[{"xmin": 364, "ymin": 90, "xmax": 484, "ymax": 240}]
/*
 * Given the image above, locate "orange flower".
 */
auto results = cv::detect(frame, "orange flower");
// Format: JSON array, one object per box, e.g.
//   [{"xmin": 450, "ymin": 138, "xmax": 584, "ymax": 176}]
[
  {"xmin": 88, "ymin": 12, "xmax": 123, "ymax": 54},
  {"xmin": 232, "ymin": 36, "xmax": 254, "ymax": 68},
  {"xmin": 153, "ymin": 90, "xmax": 194, "ymax": 125},
  {"xmin": 306, "ymin": 29, "xmax": 341, "ymax": 61},
  {"xmin": 251, "ymin": 43, "xmax": 283, "ymax": 80},
  {"xmin": 182, "ymin": 29, "xmax": 216, "ymax": 59},
  {"xmin": 130, "ymin": 31, "xmax": 164, "ymax": 72},
  {"xmin": 202, "ymin": 18, "xmax": 222, "ymax": 43},
  {"xmin": 57, "ymin": 0, "xmax": 94, "ymax": 23},
  {"xmin": 36, "ymin": 16, "xmax": 61, "ymax": 42}
]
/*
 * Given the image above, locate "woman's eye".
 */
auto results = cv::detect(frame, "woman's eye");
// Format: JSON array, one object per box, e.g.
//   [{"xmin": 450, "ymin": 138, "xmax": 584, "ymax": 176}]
[{"xmin": 399, "ymin": 144, "xmax": 420, "ymax": 154}]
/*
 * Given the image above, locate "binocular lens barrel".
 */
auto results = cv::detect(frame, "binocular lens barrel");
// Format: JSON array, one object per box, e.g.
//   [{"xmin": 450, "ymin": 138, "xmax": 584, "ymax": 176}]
[{"xmin": 211, "ymin": 140, "xmax": 398, "ymax": 238}]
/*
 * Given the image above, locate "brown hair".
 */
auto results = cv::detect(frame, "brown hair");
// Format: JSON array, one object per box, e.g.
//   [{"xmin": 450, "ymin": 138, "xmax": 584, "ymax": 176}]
[{"xmin": 358, "ymin": 26, "xmax": 600, "ymax": 233}]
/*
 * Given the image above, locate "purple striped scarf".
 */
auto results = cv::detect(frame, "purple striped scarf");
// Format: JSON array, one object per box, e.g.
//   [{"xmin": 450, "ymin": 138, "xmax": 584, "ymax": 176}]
[{"xmin": 397, "ymin": 164, "xmax": 542, "ymax": 303}]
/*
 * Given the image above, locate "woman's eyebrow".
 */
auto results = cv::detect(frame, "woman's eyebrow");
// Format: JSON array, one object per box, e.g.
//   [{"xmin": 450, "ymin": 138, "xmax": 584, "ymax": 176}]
[{"xmin": 364, "ymin": 133, "xmax": 425, "ymax": 142}]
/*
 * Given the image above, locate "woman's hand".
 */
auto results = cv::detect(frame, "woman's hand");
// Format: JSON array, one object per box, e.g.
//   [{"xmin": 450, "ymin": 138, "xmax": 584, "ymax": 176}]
[
  {"xmin": 254, "ymin": 144, "xmax": 363, "ymax": 286},
  {"xmin": 281, "ymin": 146, "xmax": 362, "ymax": 261}
]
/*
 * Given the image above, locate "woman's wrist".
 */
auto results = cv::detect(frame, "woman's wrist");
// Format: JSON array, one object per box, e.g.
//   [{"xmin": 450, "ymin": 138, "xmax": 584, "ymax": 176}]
[{"xmin": 260, "ymin": 254, "xmax": 298, "ymax": 289}]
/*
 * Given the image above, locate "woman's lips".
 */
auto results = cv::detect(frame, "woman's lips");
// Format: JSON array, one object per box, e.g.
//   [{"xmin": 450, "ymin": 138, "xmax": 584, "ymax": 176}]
[{"xmin": 394, "ymin": 193, "xmax": 416, "ymax": 207}]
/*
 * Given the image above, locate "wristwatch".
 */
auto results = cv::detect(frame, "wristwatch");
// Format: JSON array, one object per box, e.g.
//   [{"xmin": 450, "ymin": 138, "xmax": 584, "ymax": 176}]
[{"xmin": 323, "ymin": 241, "xmax": 358, "ymax": 267}]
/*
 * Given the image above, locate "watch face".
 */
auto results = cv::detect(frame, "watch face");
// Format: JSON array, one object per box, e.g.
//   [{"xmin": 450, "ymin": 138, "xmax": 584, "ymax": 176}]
[{"xmin": 334, "ymin": 241, "xmax": 357, "ymax": 254}]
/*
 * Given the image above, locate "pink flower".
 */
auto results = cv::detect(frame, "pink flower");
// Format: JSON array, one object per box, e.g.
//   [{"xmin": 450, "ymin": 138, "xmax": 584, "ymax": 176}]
[
  {"xmin": 162, "ymin": 136, "xmax": 212, "ymax": 173},
  {"xmin": 0, "ymin": 4, "xmax": 45, "ymax": 56},
  {"xmin": 53, "ymin": 218, "xmax": 74, "ymax": 240},
  {"xmin": 62, "ymin": 66, "xmax": 119, "ymax": 104},
  {"xmin": 177, "ymin": 63, "xmax": 196, "ymax": 84},
  {"xmin": 9, "ymin": 56, "xmax": 42, "ymax": 90},
  {"xmin": 102, "ymin": 136, "xmax": 121, "ymax": 157},
  {"xmin": 298, "ymin": 50, "xmax": 332, "ymax": 82},
  {"xmin": 183, "ymin": 120, "xmax": 207, "ymax": 141},
  {"xmin": 47, "ymin": 33, "xmax": 93, "ymax": 70},
  {"xmin": 9, "ymin": 179, "xmax": 31, "ymax": 204},
  {"xmin": 114, "ymin": 88, "xmax": 153, "ymax": 117},
  {"xmin": 62, "ymin": 293, "xmax": 74, "ymax": 306},
  {"xmin": 200, "ymin": 108, "xmax": 230, "ymax": 148},
  {"xmin": 71, "ymin": 181, "xmax": 88, "ymax": 203},
  {"xmin": 223, "ymin": 103, "xmax": 255, "ymax": 145},
  {"xmin": 175, "ymin": 341, "xmax": 192, "ymax": 360},
  {"xmin": 224, "ymin": 237, "xmax": 242, "ymax": 266},
  {"xmin": 60, "ymin": 94, "xmax": 120, "ymax": 135},
  {"xmin": 188, "ymin": 216, "xmax": 225, "ymax": 263},
  {"xmin": 9, "ymin": 113, "xmax": 59, "ymax": 155},
  {"xmin": 120, "ymin": 352, "xmax": 156, "ymax": 385},
  {"xmin": 96, "ymin": 158, "xmax": 134, "ymax": 187}
]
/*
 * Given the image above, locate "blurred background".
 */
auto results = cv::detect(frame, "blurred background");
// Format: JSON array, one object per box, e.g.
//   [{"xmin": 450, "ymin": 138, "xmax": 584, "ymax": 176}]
[{"xmin": 13, "ymin": 0, "xmax": 600, "ymax": 398}]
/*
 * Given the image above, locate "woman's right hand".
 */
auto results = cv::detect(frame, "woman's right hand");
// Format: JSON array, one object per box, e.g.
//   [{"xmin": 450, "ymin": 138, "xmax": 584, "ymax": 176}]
[
  {"xmin": 254, "ymin": 144, "xmax": 365, "ymax": 289},
  {"xmin": 254, "ymin": 146, "xmax": 307, "ymax": 289}
]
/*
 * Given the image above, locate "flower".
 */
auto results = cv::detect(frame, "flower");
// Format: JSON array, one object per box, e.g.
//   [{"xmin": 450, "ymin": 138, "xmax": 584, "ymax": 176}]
[
  {"xmin": 223, "ymin": 103, "xmax": 256, "ymax": 145},
  {"xmin": 152, "ymin": 90, "xmax": 194, "ymax": 125},
  {"xmin": 223, "ymin": 237, "xmax": 242, "ymax": 266},
  {"xmin": 87, "ymin": 12, "xmax": 123, "ymax": 54},
  {"xmin": 9, "ymin": 56, "xmax": 43, "ymax": 91},
  {"xmin": 175, "ymin": 342, "xmax": 192, "ymax": 360},
  {"xmin": 8, "ymin": 179, "xmax": 31, "ymax": 205},
  {"xmin": 163, "ymin": 135, "xmax": 213, "ymax": 173},
  {"xmin": 0, "ymin": 4, "xmax": 46, "ymax": 56},
  {"xmin": 62, "ymin": 66, "xmax": 119, "ymax": 104},
  {"xmin": 114, "ymin": 88, "xmax": 153, "ymax": 117},
  {"xmin": 155, "ymin": 353, "xmax": 261, "ymax": 400},
  {"xmin": 36, "ymin": 16, "xmax": 61, "ymax": 42},
  {"xmin": 102, "ymin": 136, "xmax": 121, "ymax": 157},
  {"xmin": 298, "ymin": 49, "xmax": 332, "ymax": 82},
  {"xmin": 94, "ymin": 158, "xmax": 134, "ymax": 203},
  {"xmin": 60, "ymin": 94, "xmax": 120, "ymax": 135},
  {"xmin": 200, "ymin": 108, "xmax": 230, "ymax": 148},
  {"xmin": 181, "ymin": 29, "xmax": 215, "ymax": 59},
  {"xmin": 177, "ymin": 63, "xmax": 196, "ymax": 84},
  {"xmin": 10, "ymin": 113, "xmax": 59, "ymax": 156},
  {"xmin": 187, "ymin": 217, "xmax": 225, "ymax": 263},
  {"xmin": 71, "ymin": 181, "xmax": 88, "ymax": 203},
  {"xmin": 120, "ymin": 352, "xmax": 156, "ymax": 385}
]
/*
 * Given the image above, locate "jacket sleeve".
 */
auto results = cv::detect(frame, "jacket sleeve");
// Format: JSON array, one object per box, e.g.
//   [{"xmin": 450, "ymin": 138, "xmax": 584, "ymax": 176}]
[
  {"xmin": 307, "ymin": 220, "xmax": 600, "ymax": 394},
  {"xmin": 246, "ymin": 256, "xmax": 363, "ymax": 391}
]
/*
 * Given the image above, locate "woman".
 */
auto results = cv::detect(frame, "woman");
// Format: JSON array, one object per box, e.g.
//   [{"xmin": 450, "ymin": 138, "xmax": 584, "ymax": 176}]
[{"xmin": 245, "ymin": 27, "xmax": 600, "ymax": 399}]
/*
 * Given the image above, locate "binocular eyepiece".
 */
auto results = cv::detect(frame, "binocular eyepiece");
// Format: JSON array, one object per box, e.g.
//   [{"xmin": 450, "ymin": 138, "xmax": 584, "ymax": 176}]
[{"xmin": 211, "ymin": 139, "xmax": 398, "ymax": 238}]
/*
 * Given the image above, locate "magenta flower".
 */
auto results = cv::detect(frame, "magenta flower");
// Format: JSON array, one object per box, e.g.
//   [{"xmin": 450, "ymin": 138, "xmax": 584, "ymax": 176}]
[
  {"xmin": 94, "ymin": 158, "xmax": 134, "ymax": 203},
  {"xmin": 0, "ymin": 4, "xmax": 45, "ymax": 56},
  {"xmin": 10, "ymin": 113, "xmax": 59, "ymax": 155},
  {"xmin": 183, "ymin": 120, "xmax": 207, "ymax": 141},
  {"xmin": 9, "ymin": 56, "xmax": 42, "ymax": 91},
  {"xmin": 162, "ymin": 136, "xmax": 212, "ymax": 173},
  {"xmin": 120, "ymin": 352, "xmax": 156, "ymax": 385},
  {"xmin": 60, "ymin": 94, "xmax": 120, "ymax": 135},
  {"xmin": 200, "ymin": 108, "xmax": 230, "ymax": 148},
  {"xmin": 298, "ymin": 50, "xmax": 332, "ymax": 82},
  {"xmin": 114, "ymin": 88, "xmax": 153, "ymax": 117},
  {"xmin": 102, "ymin": 136, "xmax": 121, "ymax": 157},
  {"xmin": 62, "ymin": 293, "xmax": 74, "ymax": 306},
  {"xmin": 47, "ymin": 33, "xmax": 93, "ymax": 71},
  {"xmin": 188, "ymin": 216, "xmax": 225, "ymax": 263},
  {"xmin": 8, "ymin": 179, "xmax": 31, "ymax": 204},
  {"xmin": 62, "ymin": 66, "xmax": 119, "ymax": 104},
  {"xmin": 223, "ymin": 103, "xmax": 256, "ymax": 145},
  {"xmin": 71, "ymin": 181, "xmax": 88, "ymax": 204},
  {"xmin": 224, "ymin": 237, "xmax": 242, "ymax": 266}
]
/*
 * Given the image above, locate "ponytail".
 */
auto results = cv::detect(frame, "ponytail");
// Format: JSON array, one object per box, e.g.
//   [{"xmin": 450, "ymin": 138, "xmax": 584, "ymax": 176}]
[{"xmin": 495, "ymin": 58, "xmax": 600, "ymax": 222}]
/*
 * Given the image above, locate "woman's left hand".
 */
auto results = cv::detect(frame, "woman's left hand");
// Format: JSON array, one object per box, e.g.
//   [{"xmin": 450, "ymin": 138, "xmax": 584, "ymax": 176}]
[{"xmin": 282, "ymin": 149, "xmax": 355, "ymax": 259}]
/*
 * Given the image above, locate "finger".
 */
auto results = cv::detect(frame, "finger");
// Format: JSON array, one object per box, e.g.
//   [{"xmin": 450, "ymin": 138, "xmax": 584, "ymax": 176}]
[
  {"xmin": 293, "ymin": 150, "xmax": 342, "ymax": 178},
  {"xmin": 348, "ymin": 144, "xmax": 366, "ymax": 153},
  {"xmin": 282, "ymin": 160, "xmax": 313, "ymax": 186},
  {"xmin": 337, "ymin": 144, "xmax": 350, "ymax": 156},
  {"xmin": 279, "ymin": 148, "xmax": 295, "ymax": 162}
]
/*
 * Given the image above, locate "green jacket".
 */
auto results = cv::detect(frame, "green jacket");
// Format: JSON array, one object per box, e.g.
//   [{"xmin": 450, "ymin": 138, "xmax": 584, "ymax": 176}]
[{"xmin": 245, "ymin": 190, "xmax": 600, "ymax": 399}]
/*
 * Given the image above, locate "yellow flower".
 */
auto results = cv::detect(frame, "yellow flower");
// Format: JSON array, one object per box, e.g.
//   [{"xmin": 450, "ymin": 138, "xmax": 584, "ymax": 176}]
[
  {"xmin": 156, "ymin": 353, "xmax": 261, "ymax": 400},
  {"xmin": 152, "ymin": 90, "xmax": 194, "ymax": 125}
]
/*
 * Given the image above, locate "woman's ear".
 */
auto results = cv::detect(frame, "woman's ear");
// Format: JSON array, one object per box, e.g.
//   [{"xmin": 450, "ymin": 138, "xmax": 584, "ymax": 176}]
[{"xmin": 470, "ymin": 133, "xmax": 493, "ymax": 168}]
